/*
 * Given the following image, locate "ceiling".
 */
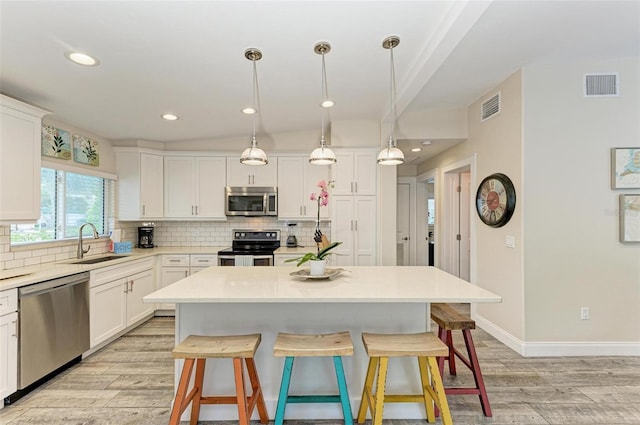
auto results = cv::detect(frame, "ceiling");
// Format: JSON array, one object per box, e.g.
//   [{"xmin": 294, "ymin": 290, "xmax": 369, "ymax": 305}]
[{"xmin": 1, "ymin": 1, "xmax": 638, "ymax": 164}]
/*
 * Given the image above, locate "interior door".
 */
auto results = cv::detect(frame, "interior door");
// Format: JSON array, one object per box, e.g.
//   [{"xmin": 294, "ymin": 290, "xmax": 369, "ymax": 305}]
[{"xmin": 396, "ymin": 183, "xmax": 410, "ymax": 265}]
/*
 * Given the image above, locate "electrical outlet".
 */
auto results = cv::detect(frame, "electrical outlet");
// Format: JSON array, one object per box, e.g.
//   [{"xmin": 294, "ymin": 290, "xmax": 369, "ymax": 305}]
[{"xmin": 581, "ymin": 307, "xmax": 590, "ymax": 320}]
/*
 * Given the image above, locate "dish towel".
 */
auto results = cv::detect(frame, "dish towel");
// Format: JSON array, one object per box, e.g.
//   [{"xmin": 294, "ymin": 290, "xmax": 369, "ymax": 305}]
[{"xmin": 234, "ymin": 255, "xmax": 254, "ymax": 266}]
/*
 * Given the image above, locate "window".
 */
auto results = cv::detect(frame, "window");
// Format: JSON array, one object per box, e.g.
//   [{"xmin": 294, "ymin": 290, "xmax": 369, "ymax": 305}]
[{"xmin": 11, "ymin": 168, "xmax": 111, "ymax": 244}]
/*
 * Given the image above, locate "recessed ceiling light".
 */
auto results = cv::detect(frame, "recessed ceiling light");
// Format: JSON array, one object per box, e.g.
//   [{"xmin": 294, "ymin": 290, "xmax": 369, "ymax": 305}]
[
  {"xmin": 320, "ymin": 99, "xmax": 334, "ymax": 108},
  {"xmin": 65, "ymin": 51, "xmax": 99, "ymax": 66},
  {"xmin": 411, "ymin": 147, "xmax": 422, "ymax": 152},
  {"xmin": 161, "ymin": 113, "xmax": 179, "ymax": 121},
  {"xmin": 421, "ymin": 140, "xmax": 432, "ymax": 146},
  {"xmin": 242, "ymin": 107, "xmax": 257, "ymax": 115}
]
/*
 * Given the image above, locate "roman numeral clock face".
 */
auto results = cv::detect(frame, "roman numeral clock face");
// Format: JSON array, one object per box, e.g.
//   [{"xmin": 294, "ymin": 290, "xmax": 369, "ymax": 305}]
[{"xmin": 475, "ymin": 173, "xmax": 516, "ymax": 228}]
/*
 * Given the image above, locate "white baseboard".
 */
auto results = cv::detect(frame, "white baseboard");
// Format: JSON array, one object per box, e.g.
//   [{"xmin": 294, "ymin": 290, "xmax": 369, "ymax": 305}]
[{"xmin": 473, "ymin": 314, "xmax": 640, "ymax": 357}]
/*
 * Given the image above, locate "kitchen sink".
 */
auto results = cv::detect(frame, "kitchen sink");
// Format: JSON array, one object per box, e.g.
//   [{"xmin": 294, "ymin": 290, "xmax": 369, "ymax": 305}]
[{"xmin": 70, "ymin": 255, "xmax": 128, "ymax": 265}]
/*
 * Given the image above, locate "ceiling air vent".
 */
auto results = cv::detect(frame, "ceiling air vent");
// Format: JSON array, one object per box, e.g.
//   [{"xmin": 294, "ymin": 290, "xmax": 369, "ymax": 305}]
[
  {"xmin": 584, "ymin": 73, "xmax": 619, "ymax": 97},
  {"xmin": 481, "ymin": 92, "xmax": 500, "ymax": 122}
]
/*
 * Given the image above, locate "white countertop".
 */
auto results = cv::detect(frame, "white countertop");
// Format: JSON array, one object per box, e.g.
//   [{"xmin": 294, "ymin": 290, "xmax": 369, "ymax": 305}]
[
  {"xmin": 144, "ymin": 266, "xmax": 502, "ymax": 304},
  {"xmin": 0, "ymin": 246, "xmax": 227, "ymax": 291}
]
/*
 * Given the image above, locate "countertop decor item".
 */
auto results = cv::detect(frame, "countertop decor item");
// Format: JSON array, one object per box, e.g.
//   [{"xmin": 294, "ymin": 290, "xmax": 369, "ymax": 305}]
[
  {"xmin": 475, "ymin": 173, "xmax": 516, "ymax": 228},
  {"xmin": 310, "ymin": 179, "xmax": 335, "ymax": 251},
  {"xmin": 289, "ymin": 267, "xmax": 343, "ymax": 280},
  {"xmin": 284, "ymin": 241, "xmax": 342, "ymax": 268}
]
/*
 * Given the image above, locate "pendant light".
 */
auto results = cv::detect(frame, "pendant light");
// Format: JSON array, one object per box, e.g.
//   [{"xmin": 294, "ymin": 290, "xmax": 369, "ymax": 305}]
[
  {"xmin": 240, "ymin": 48, "xmax": 268, "ymax": 166},
  {"xmin": 377, "ymin": 36, "xmax": 405, "ymax": 166},
  {"xmin": 309, "ymin": 41, "xmax": 337, "ymax": 165}
]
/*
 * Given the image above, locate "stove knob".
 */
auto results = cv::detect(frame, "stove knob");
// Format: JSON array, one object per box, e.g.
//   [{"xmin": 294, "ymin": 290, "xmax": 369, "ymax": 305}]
[{"xmin": 240, "ymin": 233, "xmax": 245, "ymax": 237}]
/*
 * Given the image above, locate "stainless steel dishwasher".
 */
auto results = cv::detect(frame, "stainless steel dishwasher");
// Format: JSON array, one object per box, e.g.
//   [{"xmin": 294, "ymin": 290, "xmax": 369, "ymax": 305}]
[{"xmin": 18, "ymin": 272, "xmax": 90, "ymax": 389}]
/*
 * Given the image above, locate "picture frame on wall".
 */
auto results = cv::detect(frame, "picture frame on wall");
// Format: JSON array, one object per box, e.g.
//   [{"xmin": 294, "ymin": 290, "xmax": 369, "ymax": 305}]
[
  {"xmin": 41, "ymin": 125, "xmax": 71, "ymax": 159},
  {"xmin": 611, "ymin": 147, "xmax": 640, "ymax": 189},
  {"xmin": 620, "ymin": 194, "xmax": 640, "ymax": 243},
  {"xmin": 72, "ymin": 134, "xmax": 100, "ymax": 166}
]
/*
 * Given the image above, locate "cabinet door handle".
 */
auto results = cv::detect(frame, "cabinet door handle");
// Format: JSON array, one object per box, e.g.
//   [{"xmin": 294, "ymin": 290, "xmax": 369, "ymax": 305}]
[
  {"xmin": 130, "ymin": 280, "xmax": 135, "ymax": 292},
  {"xmin": 169, "ymin": 259, "xmax": 180, "ymax": 262},
  {"xmin": 191, "ymin": 205, "xmax": 194, "ymax": 215},
  {"xmin": 354, "ymin": 220, "xmax": 358, "ymax": 231},
  {"xmin": 248, "ymin": 175, "xmax": 251, "ymax": 185},
  {"xmin": 195, "ymin": 205, "xmax": 199, "ymax": 215},
  {"xmin": 355, "ymin": 182, "xmax": 358, "ymax": 193},
  {"xmin": 185, "ymin": 271, "xmax": 189, "ymax": 277},
  {"xmin": 350, "ymin": 182, "xmax": 354, "ymax": 193},
  {"xmin": 142, "ymin": 205, "xmax": 146, "ymax": 216},
  {"xmin": 350, "ymin": 220, "xmax": 353, "ymax": 231},
  {"xmin": 124, "ymin": 281, "xmax": 129, "ymax": 293},
  {"xmin": 11, "ymin": 320, "xmax": 17, "ymax": 337}
]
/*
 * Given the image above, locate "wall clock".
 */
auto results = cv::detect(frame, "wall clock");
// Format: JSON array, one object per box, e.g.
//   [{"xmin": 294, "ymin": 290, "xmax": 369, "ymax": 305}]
[{"xmin": 475, "ymin": 173, "xmax": 516, "ymax": 228}]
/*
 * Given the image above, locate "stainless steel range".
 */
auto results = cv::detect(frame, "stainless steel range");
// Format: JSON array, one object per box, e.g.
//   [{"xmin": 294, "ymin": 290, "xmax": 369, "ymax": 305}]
[{"xmin": 217, "ymin": 229, "xmax": 280, "ymax": 266}]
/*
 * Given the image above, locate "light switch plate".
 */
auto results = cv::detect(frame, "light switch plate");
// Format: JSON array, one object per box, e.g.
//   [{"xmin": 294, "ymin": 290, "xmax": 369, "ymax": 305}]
[{"xmin": 505, "ymin": 235, "xmax": 515, "ymax": 248}]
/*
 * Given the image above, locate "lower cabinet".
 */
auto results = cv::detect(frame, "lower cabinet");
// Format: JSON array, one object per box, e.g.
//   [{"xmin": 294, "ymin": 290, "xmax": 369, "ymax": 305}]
[
  {"xmin": 159, "ymin": 254, "xmax": 217, "ymax": 311},
  {"xmin": 0, "ymin": 288, "xmax": 18, "ymax": 401},
  {"xmin": 89, "ymin": 258, "xmax": 155, "ymax": 348}
]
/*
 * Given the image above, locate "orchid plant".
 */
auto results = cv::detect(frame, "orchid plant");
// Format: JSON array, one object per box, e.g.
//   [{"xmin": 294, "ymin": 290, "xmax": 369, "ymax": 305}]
[{"xmin": 285, "ymin": 179, "xmax": 341, "ymax": 267}]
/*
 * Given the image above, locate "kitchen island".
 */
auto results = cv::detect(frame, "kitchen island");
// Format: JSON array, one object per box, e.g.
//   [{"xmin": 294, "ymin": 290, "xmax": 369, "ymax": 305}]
[{"xmin": 144, "ymin": 266, "xmax": 501, "ymax": 420}]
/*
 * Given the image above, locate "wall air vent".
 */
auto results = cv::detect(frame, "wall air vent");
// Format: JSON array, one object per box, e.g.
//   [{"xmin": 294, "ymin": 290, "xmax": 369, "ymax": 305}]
[
  {"xmin": 584, "ymin": 73, "xmax": 619, "ymax": 97},
  {"xmin": 481, "ymin": 92, "xmax": 500, "ymax": 122}
]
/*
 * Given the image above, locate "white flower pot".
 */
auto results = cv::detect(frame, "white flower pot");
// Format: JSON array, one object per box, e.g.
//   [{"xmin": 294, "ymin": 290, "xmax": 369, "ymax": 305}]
[{"xmin": 309, "ymin": 259, "xmax": 326, "ymax": 276}]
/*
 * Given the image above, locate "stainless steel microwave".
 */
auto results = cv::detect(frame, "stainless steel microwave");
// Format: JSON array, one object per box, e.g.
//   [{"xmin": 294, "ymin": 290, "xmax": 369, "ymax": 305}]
[{"xmin": 225, "ymin": 187, "xmax": 277, "ymax": 216}]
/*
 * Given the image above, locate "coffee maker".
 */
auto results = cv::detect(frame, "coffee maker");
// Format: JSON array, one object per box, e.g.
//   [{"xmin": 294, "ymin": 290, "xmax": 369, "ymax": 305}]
[{"xmin": 137, "ymin": 226, "xmax": 155, "ymax": 248}]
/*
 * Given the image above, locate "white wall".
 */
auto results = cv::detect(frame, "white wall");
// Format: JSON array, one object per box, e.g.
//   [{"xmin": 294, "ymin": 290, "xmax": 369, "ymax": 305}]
[
  {"xmin": 419, "ymin": 71, "xmax": 525, "ymax": 341},
  {"xmin": 522, "ymin": 57, "xmax": 640, "ymax": 345}
]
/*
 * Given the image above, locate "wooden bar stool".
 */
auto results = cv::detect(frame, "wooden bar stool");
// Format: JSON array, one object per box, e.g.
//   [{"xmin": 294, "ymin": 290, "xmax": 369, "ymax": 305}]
[
  {"xmin": 357, "ymin": 332, "xmax": 452, "ymax": 425},
  {"xmin": 431, "ymin": 303, "xmax": 492, "ymax": 417},
  {"xmin": 169, "ymin": 334, "xmax": 269, "ymax": 425},
  {"xmin": 273, "ymin": 331, "xmax": 354, "ymax": 425}
]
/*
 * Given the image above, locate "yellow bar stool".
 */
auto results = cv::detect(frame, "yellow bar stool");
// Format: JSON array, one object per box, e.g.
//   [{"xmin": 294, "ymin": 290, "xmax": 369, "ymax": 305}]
[
  {"xmin": 273, "ymin": 331, "xmax": 354, "ymax": 424},
  {"xmin": 357, "ymin": 332, "xmax": 453, "ymax": 425},
  {"xmin": 169, "ymin": 334, "xmax": 269, "ymax": 425}
]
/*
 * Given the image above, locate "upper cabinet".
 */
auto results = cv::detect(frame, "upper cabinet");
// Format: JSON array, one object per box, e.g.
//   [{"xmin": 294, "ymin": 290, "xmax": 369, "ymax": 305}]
[
  {"xmin": 331, "ymin": 150, "xmax": 377, "ymax": 196},
  {"xmin": 164, "ymin": 156, "xmax": 226, "ymax": 219},
  {"xmin": 226, "ymin": 157, "xmax": 277, "ymax": 187},
  {"xmin": 115, "ymin": 150, "xmax": 164, "ymax": 220},
  {"xmin": 277, "ymin": 156, "xmax": 330, "ymax": 220},
  {"xmin": 0, "ymin": 96, "xmax": 50, "ymax": 224}
]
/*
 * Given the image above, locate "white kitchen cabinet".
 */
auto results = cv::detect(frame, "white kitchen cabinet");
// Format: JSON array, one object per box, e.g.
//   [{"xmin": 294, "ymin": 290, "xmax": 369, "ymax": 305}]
[
  {"xmin": 331, "ymin": 195, "xmax": 376, "ymax": 266},
  {"xmin": 164, "ymin": 156, "xmax": 226, "ymax": 219},
  {"xmin": 0, "ymin": 95, "xmax": 49, "ymax": 224},
  {"xmin": 331, "ymin": 150, "xmax": 377, "ymax": 196},
  {"xmin": 115, "ymin": 149, "xmax": 164, "ymax": 220},
  {"xmin": 89, "ymin": 257, "xmax": 155, "ymax": 347},
  {"xmin": 277, "ymin": 156, "xmax": 330, "ymax": 220},
  {"xmin": 159, "ymin": 254, "xmax": 217, "ymax": 311},
  {"xmin": 226, "ymin": 157, "xmax": 277, "ymax": 187},
  {"xmin": 0, "ymin": 288, "xmax": 18, "ymax": 401}
]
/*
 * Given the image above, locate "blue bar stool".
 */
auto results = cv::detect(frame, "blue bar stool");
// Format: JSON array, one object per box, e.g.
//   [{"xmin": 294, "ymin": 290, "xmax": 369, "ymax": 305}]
[{"xmin": 273, "ymin": 331, "xmax": 354, "ymax": 424}]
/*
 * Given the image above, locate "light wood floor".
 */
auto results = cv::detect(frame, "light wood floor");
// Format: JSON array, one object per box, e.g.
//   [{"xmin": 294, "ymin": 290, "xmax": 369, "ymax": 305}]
[{"xmin": 2, "ymin": 313, "xmax": 640, "ymax": 424}]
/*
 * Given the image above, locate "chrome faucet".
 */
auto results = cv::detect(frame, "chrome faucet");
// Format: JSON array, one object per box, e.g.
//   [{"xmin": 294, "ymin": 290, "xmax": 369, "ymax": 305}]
[{"xmin": 77, "ymin": 222, "xmax": 100, "ymax": 259}]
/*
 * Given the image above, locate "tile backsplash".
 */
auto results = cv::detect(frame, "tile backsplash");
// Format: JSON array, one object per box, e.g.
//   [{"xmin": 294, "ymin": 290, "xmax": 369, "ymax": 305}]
[{"xmin": 0, "ymin": 219, "xmax": 330, "ymax": 270}]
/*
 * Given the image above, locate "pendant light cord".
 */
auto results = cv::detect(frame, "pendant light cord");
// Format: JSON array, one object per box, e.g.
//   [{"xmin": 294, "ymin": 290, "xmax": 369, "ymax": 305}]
[
  {"xmin": 320, "ymin": 51, "xmax": 327, "ymax": 146},
  {"xmin": 252, "ymin": 58, "xmax": 258, "ymax": 142},
  {"xmin": 389, "ymin": 43, "xmax": 396, "ymax": 147}
]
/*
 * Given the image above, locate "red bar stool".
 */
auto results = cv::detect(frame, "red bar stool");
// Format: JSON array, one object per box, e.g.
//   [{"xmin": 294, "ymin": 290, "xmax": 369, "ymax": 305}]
[
  {"xmin": 431, "ymin": 303, "xmax": 492, "ymax": 417},
  {"xmin": 169, "ymin": 334, "xmax": 269, "ymax": 425}
]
